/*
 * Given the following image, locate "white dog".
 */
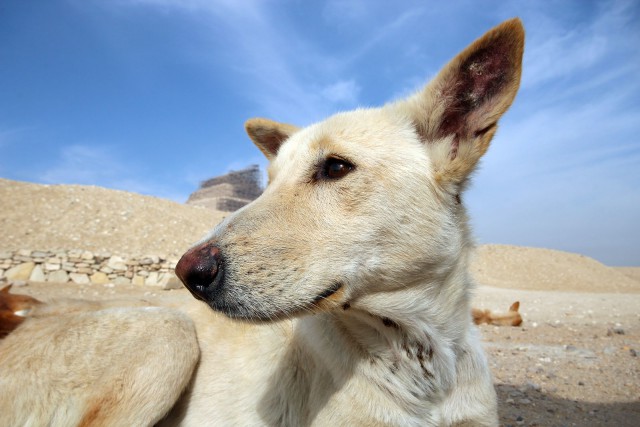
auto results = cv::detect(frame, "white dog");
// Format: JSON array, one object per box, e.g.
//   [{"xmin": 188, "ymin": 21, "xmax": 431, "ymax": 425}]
[{"xmin": 0, "ymin": 18, "xmax": 524, "ymax": 426}]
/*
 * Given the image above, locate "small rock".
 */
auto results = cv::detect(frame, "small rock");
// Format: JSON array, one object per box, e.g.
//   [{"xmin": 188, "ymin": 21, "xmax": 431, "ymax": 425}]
[
  {"xmin": 113, "ymin": 276, "xmax": 131, "ymax": 285},
  {"xmin": 48, "ymin": 270, "xmax": 69, "ymax": 283},
  {"xmin": 69, "ymin": 273, "xmax": 90, "ymax": 285},
  {"xmin": 95, "ymin": 251, "xmax": 111, "ymax": 261},
  {"xmin": 161, "ymin": 274, "xmax": 183, "ymax": 290},
  {"xmin": 603, "ymin": 346, "xmax": 617, "ymax": 355},
  {"xmin": 525, "ymin": 381, "xmax": 541, "ymax": 392},
  {"xmin": 132, "ymin": 275, "xmax": 146, "ymax": 286},
  {"xmin": 630, "ymin": 349, "xmax": 637, "ymax": 357},
  {"xmin": 5, "ymin": 262, "xmax": 35, "ymax": 281},
  {"xmin": 90, "ymin": 272, "xmax": 109, "ymax": 285},
  {"xmin": 62, "ymin": 263, "xmax": 75, "ymax": 272},
  {"xmin": 67, "ymin": 249, "xmax": 83, "ymax": 259},
  {"xmin": 578, "ymin": 381, "xmax": 585, "ymax": 386},
  {"xmin": 107, "ymin": 256, "xmax": 127, "ymax": 271},
  {"xmin": 29, "ymin": 265, "xmax": 46, "ymax": 282},
  {"xmin": 145, "ymin": 272, "xmax": 159, "ymax": 286},
  {"xmin": 140, "ymin": 255, "xmax": 160, "ymax": 265},
  {"xmin": 44, "ymin": 263, "xmax": 61, "ymax": 271}
]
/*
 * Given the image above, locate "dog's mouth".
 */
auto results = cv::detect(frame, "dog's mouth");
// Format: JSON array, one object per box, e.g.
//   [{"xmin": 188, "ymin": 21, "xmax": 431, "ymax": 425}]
[
  {"xmin": 310, "ymin": 282, "xmax": 344, "ymax": 307},
  {"xmin": 208, "ymin": 281, "xmax": 346, "ymax": 323}
]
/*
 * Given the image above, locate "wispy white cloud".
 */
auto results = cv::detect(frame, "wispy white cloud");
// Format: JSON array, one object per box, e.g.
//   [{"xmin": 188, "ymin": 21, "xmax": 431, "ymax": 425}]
[
  {"xmin": 0, "ymin": 126, "xmax": 32, "ymax": 147},
  {"xmin": 109, "ymin": 0, "xmax": 426, "ymax": 125},
  {"xmin": 40, "ymin": 144, "xmax": 189, "ymax": 202},
  {"xmin": 40, "ymin": 144, "xmax": 125, "ymax": 185},
  {"xmin": 111, "ymin": 0, "xmax": 339, "ymax": 124},
  {"xmin": 329, "ymin": 7, "xmax": 426, "ymax": 68},
  {"xmin": 321, "ymin": 80, "xmax": 360, "ymax": 104},
  {"xmin": 466, "ymin": 0, "xmax": 640, "ymax": 265},
  {"xmin": 522, "ymin": 0, "xmax": 639, "ymax": 88},
  {"xmin": 322, "ymin": 0, "xmax": 370, "ymax": 25}
]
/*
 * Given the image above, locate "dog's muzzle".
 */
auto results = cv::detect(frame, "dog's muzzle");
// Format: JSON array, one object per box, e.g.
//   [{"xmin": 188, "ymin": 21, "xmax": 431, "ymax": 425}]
[{"xmin": 175, "ymin": 242, "xmax": 223, "ymax": 301}]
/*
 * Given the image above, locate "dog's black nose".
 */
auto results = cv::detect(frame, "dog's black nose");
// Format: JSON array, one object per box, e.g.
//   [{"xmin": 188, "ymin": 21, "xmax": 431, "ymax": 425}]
[{"xmin": 175, "ymin": 242, "xmax": 222, "ymax": 301}]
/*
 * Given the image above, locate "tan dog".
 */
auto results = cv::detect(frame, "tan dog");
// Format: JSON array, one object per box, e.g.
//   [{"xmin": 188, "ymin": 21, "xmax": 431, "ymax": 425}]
[
  {"xmin": 0, "ymin": 285, "xmax": 42, "ymax": 338},
  {"xmin": 0, "ymin": 19, "xmax": 524, "ymax": 426},
  {"xmin": 472, "ymin": 301, "xmax": 523, "ymax": 327}
]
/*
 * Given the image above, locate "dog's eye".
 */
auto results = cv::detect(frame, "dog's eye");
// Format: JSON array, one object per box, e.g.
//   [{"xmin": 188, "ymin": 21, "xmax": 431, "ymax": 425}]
[{"xmin": 319, "ymin": 158, "xmax": 354, "ymax": 180}]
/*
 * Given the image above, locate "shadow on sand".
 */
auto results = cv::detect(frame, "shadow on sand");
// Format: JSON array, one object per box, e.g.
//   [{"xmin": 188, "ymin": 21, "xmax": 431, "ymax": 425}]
[{"xmin": 496, "ymin": 383, "xmax": 640, "ymax": 426}]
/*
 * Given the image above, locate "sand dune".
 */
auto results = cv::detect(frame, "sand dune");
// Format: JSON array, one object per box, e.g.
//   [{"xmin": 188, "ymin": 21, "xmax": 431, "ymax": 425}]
[
  {"xmin": 471, "ymin": 245, "xmax": 639, "ymax": 293},
  {"xmin": 616, "ymin": 267, "xmax": 640, "ymax": 283},
  {"xmin": 0, "ymin": 178, "xmax": 225, "ymax": 257}
]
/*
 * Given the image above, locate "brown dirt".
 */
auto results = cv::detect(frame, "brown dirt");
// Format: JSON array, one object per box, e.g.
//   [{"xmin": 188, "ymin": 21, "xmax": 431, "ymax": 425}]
[
  {"xmin": 2, "ymin": 179, "xmax": 639, "ymax": 426},
  {"xmin": 0, "ymin": 178, "xmax": 226, "ymax": 257},
  {"xmin": 471, "ymin": 244, "xmax": 639, "ymax": 293},
  {"xmin": 616, "ymin": 267, "xmax": 640, "ymax": 283}
]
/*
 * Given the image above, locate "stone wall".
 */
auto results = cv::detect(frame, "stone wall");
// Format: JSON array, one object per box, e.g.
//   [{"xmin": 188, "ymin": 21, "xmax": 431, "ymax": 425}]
[
  {"xmin": 0, "ymin": 249, "xmax": 182, "ymax": 290},
  {"xmin": 186, "ymin": 165, "xmax": 262, "ymax": 212}
]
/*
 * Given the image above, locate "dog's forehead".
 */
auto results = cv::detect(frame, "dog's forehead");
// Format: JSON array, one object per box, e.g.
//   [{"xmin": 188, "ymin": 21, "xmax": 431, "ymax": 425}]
[
  {"xmin": 274, "ymin": 108, "xmax": 414, "ymax": 169},
  {"xmin": 265, "ymin": 108, "xmax": 430, "ymax": 186}
]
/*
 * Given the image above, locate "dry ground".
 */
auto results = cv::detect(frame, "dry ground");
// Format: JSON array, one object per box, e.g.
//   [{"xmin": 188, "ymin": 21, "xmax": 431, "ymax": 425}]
[{"xmin": 2, "ymin": 179, "xmax": 639, "ymax": 426}]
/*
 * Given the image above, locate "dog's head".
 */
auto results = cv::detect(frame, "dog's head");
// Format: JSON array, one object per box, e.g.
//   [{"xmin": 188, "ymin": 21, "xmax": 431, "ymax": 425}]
[{"xmin": 176, "ymin": 19, "xmax": 524, "ymax": 321}]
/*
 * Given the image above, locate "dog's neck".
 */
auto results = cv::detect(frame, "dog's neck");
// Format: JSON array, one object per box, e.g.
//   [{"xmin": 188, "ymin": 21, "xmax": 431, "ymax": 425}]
[{"xmin": 294, "ymin": 253, "xmax": 474, "ymax": 420}]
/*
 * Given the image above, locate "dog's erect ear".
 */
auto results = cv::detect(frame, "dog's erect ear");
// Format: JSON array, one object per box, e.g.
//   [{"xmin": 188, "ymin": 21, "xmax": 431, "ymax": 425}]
[
  {"xmin": 402, "ymin": 18, "xmax": 524, "ymax": 188},
  {"xmin": 245, "ymin": 118, "xmax": 299, "ymax": 160}
]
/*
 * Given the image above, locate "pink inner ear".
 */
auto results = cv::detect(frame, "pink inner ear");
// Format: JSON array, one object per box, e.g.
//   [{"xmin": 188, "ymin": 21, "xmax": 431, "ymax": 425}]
[
  {"xmin": 438, "ymin": 39, "xmax": 513, "ymax": 142},
  {"xmin": 260, "ymin": 133, "xmax": 285, "ymax": 157}
]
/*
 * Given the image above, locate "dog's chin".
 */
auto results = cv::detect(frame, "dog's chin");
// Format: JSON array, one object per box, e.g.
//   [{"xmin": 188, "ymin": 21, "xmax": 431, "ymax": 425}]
[{"xmin": 202, "ymin": 282, "xmax": 345, "ymax": 323}]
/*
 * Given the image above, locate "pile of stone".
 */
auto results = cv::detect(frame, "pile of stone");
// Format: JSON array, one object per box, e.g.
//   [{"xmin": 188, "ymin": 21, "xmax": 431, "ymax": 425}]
[
  {"xmin": 0, "ymin": 249, "xmax": 182, "ymax": 290},
  {"xmin": 186, "ymin": 165, "xmax": 262, "ymax": 212}
]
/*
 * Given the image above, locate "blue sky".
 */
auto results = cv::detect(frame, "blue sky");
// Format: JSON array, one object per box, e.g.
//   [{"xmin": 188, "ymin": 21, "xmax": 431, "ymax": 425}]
[{"xmin": 1, "ymin": 0, "xmax": 639, "ymax": 265}]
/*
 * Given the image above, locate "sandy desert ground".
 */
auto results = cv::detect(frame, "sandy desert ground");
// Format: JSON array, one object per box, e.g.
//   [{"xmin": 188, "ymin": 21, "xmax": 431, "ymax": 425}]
[{"xmin": 1, "ymin": 178, "xmax": 639, "ymax": 426}]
